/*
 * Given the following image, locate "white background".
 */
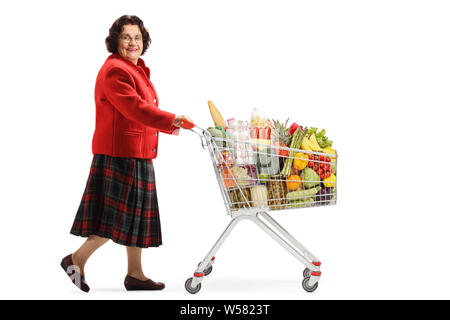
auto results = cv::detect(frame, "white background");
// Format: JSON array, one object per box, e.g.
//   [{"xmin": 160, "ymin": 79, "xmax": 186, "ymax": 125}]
[{"xmin": 0, "ymin": 0, "xmax": 449, "ymax": 300}]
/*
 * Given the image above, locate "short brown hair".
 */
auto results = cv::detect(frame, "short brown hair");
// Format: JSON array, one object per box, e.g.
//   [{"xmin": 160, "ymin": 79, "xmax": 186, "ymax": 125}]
[{"xmin": 105, "ymin": 15, "xmax": 151, "ymax": 55}]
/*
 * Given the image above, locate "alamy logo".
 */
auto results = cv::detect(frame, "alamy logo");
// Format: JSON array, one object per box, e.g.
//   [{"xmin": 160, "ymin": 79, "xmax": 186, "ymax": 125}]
[{"xmin": 67, "ymin": 265, "xmax": 82, "ymax": 288}]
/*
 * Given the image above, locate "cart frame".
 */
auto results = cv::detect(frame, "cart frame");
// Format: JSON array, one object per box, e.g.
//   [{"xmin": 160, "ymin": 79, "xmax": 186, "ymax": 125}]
[{"xmin": 185, "ymin": 127, "xmax": 335, "ymax": 294}]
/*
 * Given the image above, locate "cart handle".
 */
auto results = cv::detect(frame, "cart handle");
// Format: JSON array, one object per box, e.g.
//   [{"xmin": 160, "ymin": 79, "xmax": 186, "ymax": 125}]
[
  {"xmin": 178, "ymin": 118, "xmax": 208, "ymax": 148},
  {"xmin": 188, "ymin": 125, "xmax": 209, "ymax": 149},
  {"xmin": 179, "ymin": 119, "xmax": 195, "ymax": 129}
]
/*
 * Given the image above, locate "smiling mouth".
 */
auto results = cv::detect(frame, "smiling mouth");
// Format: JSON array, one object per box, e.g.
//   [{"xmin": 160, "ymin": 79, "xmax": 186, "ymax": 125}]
[{"xmin": 127, "ymin": 48, "xmax": 138, "ymax": 52}]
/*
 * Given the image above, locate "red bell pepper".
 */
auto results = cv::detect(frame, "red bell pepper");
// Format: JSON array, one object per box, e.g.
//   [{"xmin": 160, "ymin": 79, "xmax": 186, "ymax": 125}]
[{"xmin": 289, "ymin": 122, "xmax": 303, "ymax": 135}]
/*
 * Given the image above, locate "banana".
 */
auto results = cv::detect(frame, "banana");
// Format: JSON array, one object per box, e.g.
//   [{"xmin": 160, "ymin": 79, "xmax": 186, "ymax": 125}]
[
  {"xmin": 323, "ymin": 147, "xmax": 336, "ymax": 155},
  {"xmin": 309, "ymin": 134, "xmax": 324, "ymax": 152},
  {"xmin": 300, "ymin": 137, "xmax": 313, "ymax": 151}
]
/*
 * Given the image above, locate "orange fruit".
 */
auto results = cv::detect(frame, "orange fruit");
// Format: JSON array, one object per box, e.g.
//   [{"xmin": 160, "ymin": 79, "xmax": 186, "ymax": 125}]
[{"xmin": 286, "ymin": 175, "xmax": 301, "ymax": 191}]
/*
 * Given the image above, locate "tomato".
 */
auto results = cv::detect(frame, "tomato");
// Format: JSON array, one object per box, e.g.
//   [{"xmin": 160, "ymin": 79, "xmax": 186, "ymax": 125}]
[
  {"xmin": 325, "ymin": 172, "xmax": 331, "ymax": 178},
  {"xmin": 319, "ymin": 155, "xmax": 325, "ymax": 162},
  {"xmin": 325, "ymin": 164, "xmax": 331, "ymax": 171},
  {"xmin": 320, "ymin": 163, "xmax": 325, "ymax": 169},
  {"xmin": 326, "ymin": 157, "xmax": 331, "ymax": 162},
  {"xmin": 308, "ymin": 161, "xmax": 313, "ymax": 168},
  {"xmin": 320, "ymin": 174, "xmax": 325, "ymax": 180},
  {"xmin": 273, "ymin": 142, "xmax": 289, "ymax": 158},
  {"xmin": 318, "ymin": 169, "xmax": 324, "ymax": 175},
  {"xmin": 314, "ymin": 164, "xmax": 319, "ymax": 171}
]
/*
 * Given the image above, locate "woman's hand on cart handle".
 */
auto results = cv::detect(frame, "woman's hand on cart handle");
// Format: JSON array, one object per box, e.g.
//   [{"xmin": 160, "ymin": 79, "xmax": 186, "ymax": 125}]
[{"xmin": 174, "ymin": 115, "xmax": 195, "ymax": 129}]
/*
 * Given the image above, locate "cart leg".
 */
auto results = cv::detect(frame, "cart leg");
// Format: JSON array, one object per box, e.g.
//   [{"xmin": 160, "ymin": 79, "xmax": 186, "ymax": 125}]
[
  {"xmin": 250, "ymin": 213, "xmax": 320, "ymax": 273},
  {"xmin": 258, "ymin": 212, "xmax": 321, "ymax": 269},
  {"xmin": 251, "ymin": 213, "xmax": 322, "ymax": 291},
  {"xmin": 188, "ymin": 215, "xmax": 249, "ymax": 290}
]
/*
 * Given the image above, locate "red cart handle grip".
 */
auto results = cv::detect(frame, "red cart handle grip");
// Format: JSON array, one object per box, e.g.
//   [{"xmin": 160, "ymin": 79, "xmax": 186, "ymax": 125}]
[{"xmin": 179, "ymin": 119, "xmax": 195, "ymax": 129}]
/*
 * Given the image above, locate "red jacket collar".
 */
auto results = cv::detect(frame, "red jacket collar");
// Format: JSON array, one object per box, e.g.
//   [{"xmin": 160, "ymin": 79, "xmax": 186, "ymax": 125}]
[{"xmin": 109, "ymin": 53, "xmax": 150, "ymax": 77}]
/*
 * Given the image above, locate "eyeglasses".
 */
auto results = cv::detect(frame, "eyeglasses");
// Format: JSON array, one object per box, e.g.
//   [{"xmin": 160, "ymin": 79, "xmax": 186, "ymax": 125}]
[{"xmin": 119, "ymin": 35, "xmax": 143, "ymax": 43}]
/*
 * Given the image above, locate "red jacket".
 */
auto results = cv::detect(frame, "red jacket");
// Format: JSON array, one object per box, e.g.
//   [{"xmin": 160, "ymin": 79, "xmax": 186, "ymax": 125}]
[{"xmin": 92, "ymin": 54, "xmax": 178, "ymax": 159}]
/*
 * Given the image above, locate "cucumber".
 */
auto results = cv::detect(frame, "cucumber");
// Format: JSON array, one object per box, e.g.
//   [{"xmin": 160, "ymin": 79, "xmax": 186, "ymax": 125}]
[
  {"xmin": 288, "ymin": 198, "xmax": 315, "ymax": 208},
  {"xmin": 286, "ymin": 186, "xmax": 321, "ymax": 201}
]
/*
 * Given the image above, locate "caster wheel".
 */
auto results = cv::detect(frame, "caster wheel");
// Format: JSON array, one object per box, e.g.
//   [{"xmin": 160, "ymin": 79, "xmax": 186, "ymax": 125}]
[
  {"xmin": 198, "ymin": 262, "xmax": 213, "ymax": 276},
  {"xmin": 204, "ymin": 265, "xmax": 213, "ymax": 276},
  {"xmin": 185, "ymin": 277, "xmax": 201, "ymax": 294},
  {"xmin": 302, "ymin": 276, "xmax": 319, "ymax": 293},
  {"xmin": 303, "ymin": 268, "xmax": 311, "ymax": 278}
]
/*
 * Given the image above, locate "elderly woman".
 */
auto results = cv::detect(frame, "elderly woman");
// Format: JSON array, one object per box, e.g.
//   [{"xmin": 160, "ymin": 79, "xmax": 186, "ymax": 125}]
[{"xmin": 60, "ymin": 15, "xmax": 194, "ymax": 292}]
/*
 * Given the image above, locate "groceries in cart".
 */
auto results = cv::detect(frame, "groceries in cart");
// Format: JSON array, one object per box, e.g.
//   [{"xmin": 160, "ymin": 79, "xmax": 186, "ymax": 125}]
[{"xmin": 206, "ymin": 100, "xmax": 337, "ymax": 211}]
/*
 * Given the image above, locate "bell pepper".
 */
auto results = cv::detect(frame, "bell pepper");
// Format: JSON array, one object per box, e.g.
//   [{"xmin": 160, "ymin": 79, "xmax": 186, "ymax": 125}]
[{"xmin": 289, "ymin": 122, "xmax": 303, "ymax": 135}]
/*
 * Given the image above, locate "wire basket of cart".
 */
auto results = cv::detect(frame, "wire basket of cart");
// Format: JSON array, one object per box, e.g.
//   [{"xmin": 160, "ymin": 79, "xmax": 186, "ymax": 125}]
[{"xmin": 184, "ymin": 123, "xmax": 337, "ymax": 294}]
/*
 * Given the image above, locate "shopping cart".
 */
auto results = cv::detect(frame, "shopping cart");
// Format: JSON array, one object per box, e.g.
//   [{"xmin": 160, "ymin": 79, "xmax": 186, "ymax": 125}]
[{"xmin": 183, "ymin": 124, "xmax": 337, "ymax": 294}]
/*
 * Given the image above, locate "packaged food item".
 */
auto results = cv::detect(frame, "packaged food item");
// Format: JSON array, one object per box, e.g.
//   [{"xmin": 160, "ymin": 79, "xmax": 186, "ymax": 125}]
[
  {"xmin": 266, "ymin": 174, "xmax": 287, "ymax": 210},
  {"xmin": 221, "ymin": 168, "xmax": 237, "ymax": 189},
  {"xmin": 250, "ymin": 184, "xmax": 268, "ymax": 207},
  {"xmin": 225, "ymin": 118, "xmax": 235, "ymax": 139},
  {"xmin": 250, "ymin": 108, "xmax": 269, "ymax": 128},
  {"xmin": 230, "ymin": 166, "xmax": 253, "ymax": 187},
  {"xmin": 256, "ymin": 146, "xmax": 280, "ymax": 177},
  {"xmin": 227, "ymin": 118, "xmax": 236, "ymax": 128},
  {"xmin": 216, "ymin": 150, "xmax": 233, "ymax": 169},
  {"xmin": 228, "ymin": 119, "xmax": 256, "ymax": 167},
  {"xmin": 229, "ymin": 187, "xmax": 252, "ymax": 209},
  {"xmin": 250, "ymin": 108, "xmax": 271, "ymax": 150},
  {"xmin": 243, "ymin": 164, "xmax": 258, "ymax": 184}
]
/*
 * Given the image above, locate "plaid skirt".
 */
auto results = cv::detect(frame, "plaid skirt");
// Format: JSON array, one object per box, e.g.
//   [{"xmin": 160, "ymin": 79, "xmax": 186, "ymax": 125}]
[{"xmin": 70, "ymin": 154, "xmax": 162, "ymax": 248}]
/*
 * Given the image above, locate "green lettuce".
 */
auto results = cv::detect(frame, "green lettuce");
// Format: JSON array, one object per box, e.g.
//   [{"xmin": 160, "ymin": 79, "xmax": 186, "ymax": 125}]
[{"xmin": 309, "ymin": 127, "xmax": 333, "ymax": 148}]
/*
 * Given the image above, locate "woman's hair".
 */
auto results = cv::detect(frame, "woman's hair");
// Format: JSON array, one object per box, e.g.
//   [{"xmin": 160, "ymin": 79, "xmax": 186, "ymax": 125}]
[{"xmin": 105, "ymin": 15, "xmax": 151, "ymax": 55}]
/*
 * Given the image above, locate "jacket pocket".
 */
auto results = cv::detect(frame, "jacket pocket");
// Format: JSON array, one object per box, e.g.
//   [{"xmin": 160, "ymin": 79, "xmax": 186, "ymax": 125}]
[
  {"xmin": 116, "ymin": 130, "xmax": 143, "ymax": 156},
  {"xmin": 122, "ymin": 130, "xmax": 143, "ymax": 136}
]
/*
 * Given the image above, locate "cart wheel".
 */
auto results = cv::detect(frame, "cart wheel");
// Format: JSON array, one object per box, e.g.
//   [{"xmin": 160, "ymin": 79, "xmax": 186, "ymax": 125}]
[
  {"xmin": 302, "ymin": 276, "xmax": 319, "ymax": 293},
  {"xmin": 303, "ymin": 268, "xmax": 311, "ymax": 278},
  {"xmin": 185, "ymin": 277, "xmax": 202, "ymax": 294},
  {"xmin": 198, "ymin": 262, "xmax": 213, "ymax": 276},
  {"xmin": 204, "ymin": 265, "xmax": 213, "ymax": 276}
]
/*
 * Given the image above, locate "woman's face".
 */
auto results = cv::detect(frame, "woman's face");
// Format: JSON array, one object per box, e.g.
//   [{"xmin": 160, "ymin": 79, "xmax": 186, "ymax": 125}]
[{"xmin": 117, "ymin": 24, "xmax": 143, "ymax": 65}]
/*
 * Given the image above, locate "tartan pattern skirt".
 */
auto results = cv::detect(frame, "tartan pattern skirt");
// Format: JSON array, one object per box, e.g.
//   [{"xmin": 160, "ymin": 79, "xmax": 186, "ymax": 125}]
[{"xmin": 70, "ymin": 154, "xmax": 162, "ymax": 248}]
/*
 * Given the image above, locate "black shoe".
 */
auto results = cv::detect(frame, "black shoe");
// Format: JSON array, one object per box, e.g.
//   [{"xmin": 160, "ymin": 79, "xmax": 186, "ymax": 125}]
[{"xmin": 124, "ymin": 275, "xmax": 165, "ymax": 291}]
